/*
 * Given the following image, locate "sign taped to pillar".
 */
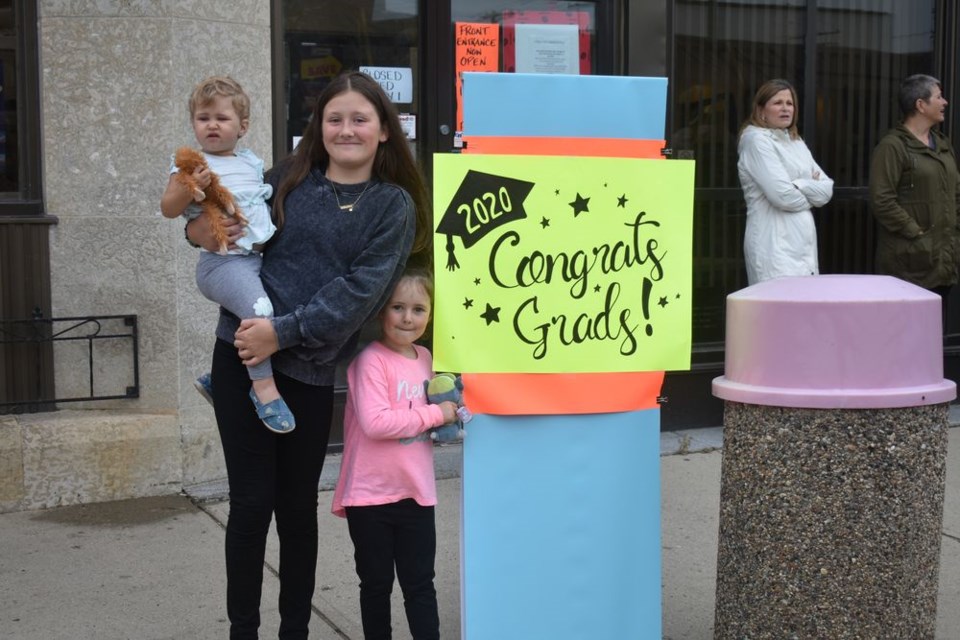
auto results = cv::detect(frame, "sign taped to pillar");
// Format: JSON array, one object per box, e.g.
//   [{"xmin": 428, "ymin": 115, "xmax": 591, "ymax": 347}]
[
  {"xmin": 449, "ymin": 72, "xmax": 686, "ymax": 640},
  {"xmin": 432, "ymin": 152, "xmax": 694, "ymax": 374}
]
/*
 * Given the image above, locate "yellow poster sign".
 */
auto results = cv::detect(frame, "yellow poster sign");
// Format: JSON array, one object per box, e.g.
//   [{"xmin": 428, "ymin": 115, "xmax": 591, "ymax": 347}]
[{"xmin": 432, "ymin": 153, "xmax": 694, "ymax": 374}]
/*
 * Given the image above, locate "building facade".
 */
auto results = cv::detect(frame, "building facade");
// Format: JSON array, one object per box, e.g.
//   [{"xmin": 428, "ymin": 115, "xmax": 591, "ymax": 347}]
[{"xmin": 1, "ymin": 0, "xmax": 958, "ymax": 510}]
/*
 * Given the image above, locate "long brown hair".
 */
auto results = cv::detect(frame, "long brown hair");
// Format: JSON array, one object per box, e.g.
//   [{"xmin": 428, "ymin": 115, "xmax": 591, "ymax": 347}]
[
  {"xmin": 740, "ymin": 78, "xmax": 801, "ymax": 140},
  {"xmin": 273, "ymin": 71, "xmax": 432, "ymax": 264}
]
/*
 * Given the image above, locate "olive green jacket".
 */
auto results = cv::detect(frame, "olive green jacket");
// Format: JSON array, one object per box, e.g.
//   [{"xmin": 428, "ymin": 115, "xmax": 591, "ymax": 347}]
[{"xmin": 869, "ymin": 124, "xmax": 960, "ymax": 289}]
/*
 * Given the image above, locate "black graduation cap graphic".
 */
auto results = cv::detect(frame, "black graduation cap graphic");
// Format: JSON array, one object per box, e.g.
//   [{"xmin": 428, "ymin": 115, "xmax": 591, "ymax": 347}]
[{"xmin": 436, "ymin": 170, "xmax": 534, "ymax": 270}]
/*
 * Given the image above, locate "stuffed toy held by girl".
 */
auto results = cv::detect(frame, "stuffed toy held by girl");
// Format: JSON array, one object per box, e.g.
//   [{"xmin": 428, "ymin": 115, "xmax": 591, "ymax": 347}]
[
  {"xmin": 174, "ymin": 147, "xmax": 247, "ymax": 254},
  {"xmin": 424, "ymin": 373, "xmax": 470, "ymax": 443}
]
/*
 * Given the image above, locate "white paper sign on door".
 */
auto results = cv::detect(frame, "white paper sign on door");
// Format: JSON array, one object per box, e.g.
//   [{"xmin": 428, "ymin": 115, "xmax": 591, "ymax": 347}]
[{"xmin": 514, "ymin": 24, "xmax": 579, "ymax": 75}]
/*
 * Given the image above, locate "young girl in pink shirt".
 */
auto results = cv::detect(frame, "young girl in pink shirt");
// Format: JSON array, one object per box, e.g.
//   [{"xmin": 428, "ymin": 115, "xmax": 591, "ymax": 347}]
[{"xmin": 332, "ymin": 267, "xmax": 459, "ymax": 640}]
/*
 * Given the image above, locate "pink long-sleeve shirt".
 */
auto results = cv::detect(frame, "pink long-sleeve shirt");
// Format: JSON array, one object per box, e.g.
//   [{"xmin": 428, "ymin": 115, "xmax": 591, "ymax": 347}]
[{"xmin": 332, "ymin": 340, "xmax": 446, "ymax": 518}]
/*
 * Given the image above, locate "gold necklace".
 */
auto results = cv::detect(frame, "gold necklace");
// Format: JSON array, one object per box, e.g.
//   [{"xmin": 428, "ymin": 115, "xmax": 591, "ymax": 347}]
[{"xmin": 331, "ymin": 181, "xmax": 370, "ymax": 212}]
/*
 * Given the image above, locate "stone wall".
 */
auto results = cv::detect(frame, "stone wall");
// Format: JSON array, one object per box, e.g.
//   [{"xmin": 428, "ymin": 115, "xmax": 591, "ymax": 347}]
[
  {"xmin": 0, "ymin": 411, "xmax": 181, "ymax": 511},
  {"xmin": 1, "ymin": 0, "xmax": 274, "ymax": 510}
]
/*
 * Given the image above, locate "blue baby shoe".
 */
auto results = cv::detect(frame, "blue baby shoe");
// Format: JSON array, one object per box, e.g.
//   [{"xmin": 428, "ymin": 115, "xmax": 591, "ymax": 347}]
[
  {"xmin": 249, "ymin": 388, "xmax": 296, "ymax": 434},
  {"xmin": 194, "ymin": 372, "xmax": 214, "ymax": 407}
]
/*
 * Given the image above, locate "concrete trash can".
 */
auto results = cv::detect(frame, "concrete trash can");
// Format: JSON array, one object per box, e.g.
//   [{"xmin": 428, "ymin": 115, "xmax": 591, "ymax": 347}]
[{"xmin": 711, "ymin": 275, "xmax": 956, "ymax": 639}]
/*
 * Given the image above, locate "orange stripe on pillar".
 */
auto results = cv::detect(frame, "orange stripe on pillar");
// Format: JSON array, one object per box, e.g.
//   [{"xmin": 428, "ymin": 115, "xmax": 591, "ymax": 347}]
[
  {"xmin": 462, "ymin": 136, "xmax": 666, "ymax": 159},
  {"xmin": 461, "ymin": 371, "xmax": 665, "ymax": 416},
  {"xmin": 456, "ymin": 134, "xmax": 666, "ymax": 416}
]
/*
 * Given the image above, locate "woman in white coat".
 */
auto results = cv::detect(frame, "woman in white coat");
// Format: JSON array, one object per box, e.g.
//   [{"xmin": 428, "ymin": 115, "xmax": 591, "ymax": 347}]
[{"xmin": 738, "ymin": 79, "xmax": 834, "ymax": 284}]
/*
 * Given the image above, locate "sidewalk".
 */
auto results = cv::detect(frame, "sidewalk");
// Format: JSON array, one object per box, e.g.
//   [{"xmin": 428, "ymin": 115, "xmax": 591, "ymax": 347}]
[{"xmin": 0, "ymin": 422, "xmax": 958, "ymax": 639}]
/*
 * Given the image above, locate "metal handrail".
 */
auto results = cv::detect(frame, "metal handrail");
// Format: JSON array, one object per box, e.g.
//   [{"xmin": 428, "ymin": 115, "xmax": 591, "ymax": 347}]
[{"xmin": 0, "ymin": 313, "xmax": 139, "ymax": 410}]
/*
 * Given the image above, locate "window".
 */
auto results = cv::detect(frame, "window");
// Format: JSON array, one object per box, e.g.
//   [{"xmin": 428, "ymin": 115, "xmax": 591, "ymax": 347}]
[
  {"xmin": 0, "ymin": 0, "xmax": 51, "ymax": 414},
  {"xmin": 0, "ymin": 0, "xmax": 41, "ymax": 214},
  {"xmin": 670, "ymin": 0, "xmax": 938, "ymax": 347},
  {"xmin": 274, "ymin": 0, "xmax": 421, "ymax": 158}
]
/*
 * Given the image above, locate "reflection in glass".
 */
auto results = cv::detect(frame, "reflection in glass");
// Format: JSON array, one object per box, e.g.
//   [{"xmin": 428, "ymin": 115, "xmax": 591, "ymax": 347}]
[
  {"xmin": 671, "ymin": 0, "xmax": 936, "ymax": 345},
  {"xmin": 452, "ymin": 0, "xmax": 598, "ymax": 74},
  {"xmin": 282, "ymin": 1, "xmax": 420, "ymax": 149},
  {"xmin": 0, "ymin": 0, "xmax": 17, "ymax": 193}
]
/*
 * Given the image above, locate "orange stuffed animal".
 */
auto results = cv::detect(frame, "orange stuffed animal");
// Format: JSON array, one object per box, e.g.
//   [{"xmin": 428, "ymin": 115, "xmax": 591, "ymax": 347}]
[{"xmin": 173, "ymin": 147, "xmax": 247, "ymax": 254}]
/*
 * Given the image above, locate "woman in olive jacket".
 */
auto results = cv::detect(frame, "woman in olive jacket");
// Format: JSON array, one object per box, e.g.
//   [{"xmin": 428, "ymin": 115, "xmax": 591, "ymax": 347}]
[{"xmin": 870, "ymin": 74, "xmax": 960, "ymax": 321}]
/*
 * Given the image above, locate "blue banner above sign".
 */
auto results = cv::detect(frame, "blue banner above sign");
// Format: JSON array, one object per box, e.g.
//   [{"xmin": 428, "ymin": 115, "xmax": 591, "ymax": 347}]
[{"xmin": 462, "ymin": 72, "xmax": 667, "ymax": 139}]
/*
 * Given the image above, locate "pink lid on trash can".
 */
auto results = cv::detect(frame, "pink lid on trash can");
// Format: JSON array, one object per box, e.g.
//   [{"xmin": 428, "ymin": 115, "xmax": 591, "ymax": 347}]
[{"xmin": 712, "ymin": 275, "xmax": 957, "ymax": 409}]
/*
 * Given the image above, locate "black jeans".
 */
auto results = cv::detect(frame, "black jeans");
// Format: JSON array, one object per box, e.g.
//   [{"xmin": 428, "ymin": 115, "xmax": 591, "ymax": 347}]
[
  {"xmin": 211, "ymin": 338, "xmax": 333, "ymax": 640},
  {"xmin": 346, "ymin": 500, "xmax": 440, "ymax": 640}
]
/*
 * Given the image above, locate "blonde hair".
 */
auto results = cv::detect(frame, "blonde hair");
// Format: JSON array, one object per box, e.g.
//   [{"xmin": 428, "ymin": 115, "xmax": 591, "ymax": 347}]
[
  {"xmin": 188, "ymin": 76, "xmax": 251, "ymax": 122},
  {"xmin": 395, "ymin": 266, "xmax": 435, "ymax": 306}
]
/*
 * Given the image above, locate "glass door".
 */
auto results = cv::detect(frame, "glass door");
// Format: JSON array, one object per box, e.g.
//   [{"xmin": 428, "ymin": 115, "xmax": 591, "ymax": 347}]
[
  {"xmin": 274, "ymin": 1, "xmax": 423, "ymax": 447},
  {"xmin": 273, "ymin": 1, "xmax": 619, "ymax": 445},
  {"xmin": 274, "ymin": 1, "xmax": 616, "ymax": 177},
  {"xmin": 445, "ymin": 1, "xmax": 614, "ymax": 148},
  {"xmin": 275, "ymin": 0, "xmax": 422, "ymax": 157}
]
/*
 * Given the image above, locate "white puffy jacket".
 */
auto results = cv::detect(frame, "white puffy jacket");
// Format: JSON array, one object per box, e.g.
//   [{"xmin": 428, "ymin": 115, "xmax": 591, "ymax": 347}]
[{"xmin": 737, "ymin": 125, "xmax": 834, "ymax": 285}]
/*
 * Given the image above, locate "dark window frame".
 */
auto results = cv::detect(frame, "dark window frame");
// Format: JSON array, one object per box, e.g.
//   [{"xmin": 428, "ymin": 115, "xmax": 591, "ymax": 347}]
[
  {"xmin": 937, "ymin": 0, "xmax": 960, "ymax": 140},
  {"xmin": 0, "ymin": 0, "xmax": 42, "ymax": 216}
]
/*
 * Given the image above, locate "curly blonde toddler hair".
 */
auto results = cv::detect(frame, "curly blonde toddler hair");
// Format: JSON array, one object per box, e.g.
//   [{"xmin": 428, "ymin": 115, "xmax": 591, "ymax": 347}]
[{"xmin": 188, "ymin": 75, "xmax": 250, "ymax": 122}]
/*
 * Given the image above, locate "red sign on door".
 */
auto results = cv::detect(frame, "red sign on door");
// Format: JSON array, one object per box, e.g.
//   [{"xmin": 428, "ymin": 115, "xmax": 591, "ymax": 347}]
[{"xmin": 455, "ymin": 22, "xmax": 500, "ymax": 133}]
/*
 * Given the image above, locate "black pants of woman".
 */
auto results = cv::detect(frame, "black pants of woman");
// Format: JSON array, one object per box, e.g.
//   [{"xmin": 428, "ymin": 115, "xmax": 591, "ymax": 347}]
[
  {"xmin": 932, "ymin": 285, "xmax": 952, "ymax": 334},
  {"xmin": 345, "ymin": 499, "xmax": 440, "ymax": 640},
  {"xmin": 211, "ymin": 338, "xmax": 333, "ymax": 640}
]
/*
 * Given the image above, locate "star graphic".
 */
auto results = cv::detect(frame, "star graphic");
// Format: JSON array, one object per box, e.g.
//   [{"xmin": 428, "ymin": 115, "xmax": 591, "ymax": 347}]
[
  {"xmin": 540, "ymin": 217, "xmax": 551, "ymax": 229},
  {"xmin": 594, "ymin": 284, "xmax": 601, "ymax": 293},
  {"xmin": 480, "ymin": 303, "xmax": 501, "ymax": 325},
  {"xmin": 569, "ymin": 193, "xmax": 590, "ymax": 217},
  {"xmin": 617, "ymin": 194, "xmax": 628, "ymax": 208},
  {"xmin": 463, "ymin": 298, "xmax": 474, "ymax": 309},
  {"xmin": 676, "ymin": 293, "xmax": 681, "ymax": 299},
  {"xmin": 474, "ymin": 277, "xmax": 481, "ymax": 286},
  {"xmin": 658, "ymin": 296, "xmax": 669, "ymax": 308},
  {"xmin": 555, "ymin": 188, "xmax": 560, "ymax": 195}
]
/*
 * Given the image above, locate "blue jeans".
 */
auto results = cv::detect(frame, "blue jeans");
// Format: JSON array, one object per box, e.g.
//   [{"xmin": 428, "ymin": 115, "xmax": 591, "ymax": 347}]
[
  {"xmin": 211, "ymin": 338, "xmax": 333, "ymax": 640},
  {"xmin": 346, "ymin": 499, "xmax": 440, "ymax": 640}
]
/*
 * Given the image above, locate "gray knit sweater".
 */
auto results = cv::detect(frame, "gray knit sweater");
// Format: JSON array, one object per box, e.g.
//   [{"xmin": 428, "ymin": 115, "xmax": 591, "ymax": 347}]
[{"xmin": 215, "ymin": 164, "xmax": 416, "ymax": 385}]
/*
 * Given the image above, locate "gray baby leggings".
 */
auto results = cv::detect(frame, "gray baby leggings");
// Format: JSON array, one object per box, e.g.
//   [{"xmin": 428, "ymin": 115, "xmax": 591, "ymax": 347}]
[{"xmin": 196, "ymin": 251, "xmax": 273, "ymax": 381}]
